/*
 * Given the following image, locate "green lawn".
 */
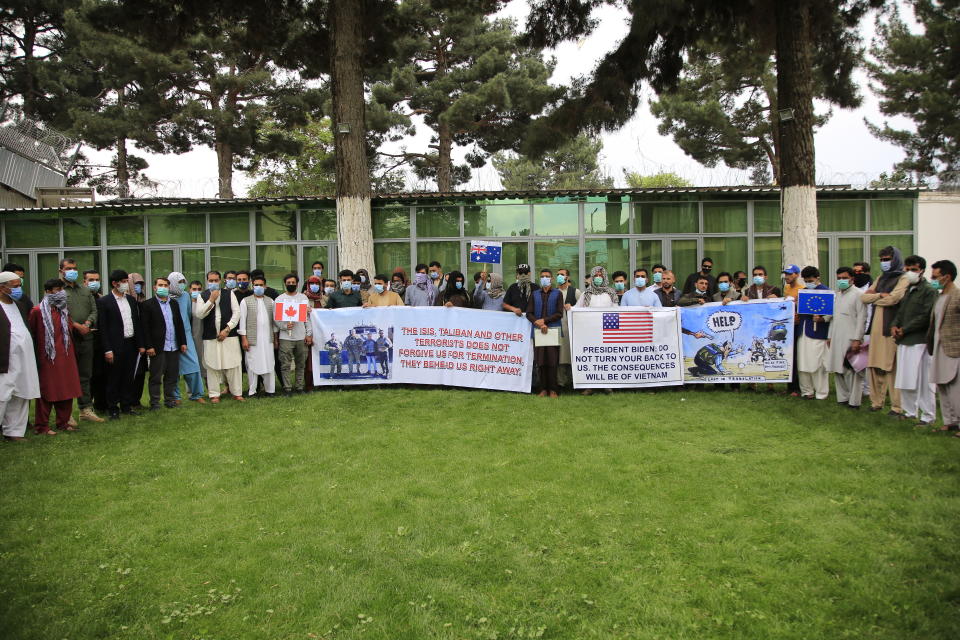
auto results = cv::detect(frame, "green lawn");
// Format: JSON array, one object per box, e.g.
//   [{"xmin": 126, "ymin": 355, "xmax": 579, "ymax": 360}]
[{"xmin": 1, "ymin": 386, "xmax": 959, "ymax": 640}]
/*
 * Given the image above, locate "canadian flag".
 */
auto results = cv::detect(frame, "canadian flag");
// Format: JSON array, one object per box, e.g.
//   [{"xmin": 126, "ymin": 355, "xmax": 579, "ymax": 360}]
[{"xmin": 274, "ymin": 301, "xmax": 308, "ymax": 322}]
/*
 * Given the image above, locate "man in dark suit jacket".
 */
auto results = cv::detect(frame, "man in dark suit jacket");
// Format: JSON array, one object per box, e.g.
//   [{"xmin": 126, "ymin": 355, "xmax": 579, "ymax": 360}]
[
  {"xmin": 140, "ymin": 276, "xmax": 187, "ymax": 410},
  {"xmin": 96, "ymin": 269, "xmax": 144, "ymax": 419}
]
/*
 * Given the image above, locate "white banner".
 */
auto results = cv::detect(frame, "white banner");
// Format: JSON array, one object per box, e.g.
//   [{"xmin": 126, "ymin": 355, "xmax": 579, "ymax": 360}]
[
  {"xmin": 568, "ymin": 306, "xmax": 684, "ymax": 388},
  {"xmin": 310, "ymin": 307, "xmax": 533, "ymax": 392}
]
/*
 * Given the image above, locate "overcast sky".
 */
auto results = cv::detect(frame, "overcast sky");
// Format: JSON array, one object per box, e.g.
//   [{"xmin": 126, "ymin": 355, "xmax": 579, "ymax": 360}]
[{"xmin": 101, "ymin": 2, "xmax": 911, "ymax": 199}]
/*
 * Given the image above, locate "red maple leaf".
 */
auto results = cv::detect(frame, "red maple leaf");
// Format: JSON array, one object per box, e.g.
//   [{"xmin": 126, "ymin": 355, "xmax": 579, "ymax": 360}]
[{"xmin": 284, "ymin": 305, "xmax": 297, "ymax": 318}]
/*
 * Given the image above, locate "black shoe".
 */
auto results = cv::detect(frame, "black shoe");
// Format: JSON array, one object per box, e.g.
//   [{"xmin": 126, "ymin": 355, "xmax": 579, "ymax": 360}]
[
  {"xmin": 149, "ymin": 406, "xmax": 161, "ymax": 411},
  {"xmin": 164, "ymin": 402, "xmax": 177, "ymax": 409},
  {"xmin": 283, "ymin": 389, "xmax": 293, "ymax": 398},
  {"xmin": 887, "ymin": 410, "xmax": 902, "ymax": 417},
  {"xmin": 122, "ymin": 409, "xmax": 140, "ymax": 417},
  {"xmin": 109, "ymin": 411, "xmax": 120, "ymax": 421},
  {"xmin": 847, "ymin": 403, "xmax": 860, "ymax": 410}
]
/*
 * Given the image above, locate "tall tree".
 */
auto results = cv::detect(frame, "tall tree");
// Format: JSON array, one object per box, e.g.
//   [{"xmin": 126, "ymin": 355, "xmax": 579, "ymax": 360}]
[
  {"xmin": 523, "ymin": 0, "xmax": 879, "ymax": 269},
  {"xmin": 868, "ymin": 1, "xmax": 960, "ymax": 181},
  {"xmin": 493, "ymin": 134, "xmax": 613, "ymax": 190},
  {"xmin": 623, "ymin": 171, "xmax": 692, "ymax": 188},
  {"xmin": 371, "ymin": 0, "xmax": 560, "ymax": 192}
]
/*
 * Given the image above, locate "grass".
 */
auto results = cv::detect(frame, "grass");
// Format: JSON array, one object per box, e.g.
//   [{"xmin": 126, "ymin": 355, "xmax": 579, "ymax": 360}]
[{"xmin": 1, "ymin": 385, "xmax": 959, "ymax": 640}]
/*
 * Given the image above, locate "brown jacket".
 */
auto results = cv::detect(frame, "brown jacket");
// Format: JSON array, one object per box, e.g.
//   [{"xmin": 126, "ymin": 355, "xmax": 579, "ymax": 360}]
[{"xmin": 927, "ymin": 285, "xmax": 960, "ymax": 358}]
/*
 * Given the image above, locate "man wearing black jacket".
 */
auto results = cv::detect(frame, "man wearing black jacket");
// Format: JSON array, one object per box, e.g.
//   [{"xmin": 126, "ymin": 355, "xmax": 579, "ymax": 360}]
[
  {"xmin": 96, "ymin": 269, "xmax": 145, "ymax": 420},
  {"xmin": 141, "ymin": 276, "xmax": 187, "ymax": 410}
]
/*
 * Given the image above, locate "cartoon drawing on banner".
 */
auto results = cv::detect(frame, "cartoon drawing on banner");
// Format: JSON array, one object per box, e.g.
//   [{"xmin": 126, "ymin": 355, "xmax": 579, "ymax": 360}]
[{"xmin": 319, "ymin": 323, "xmax": 394, "ymax": 380}]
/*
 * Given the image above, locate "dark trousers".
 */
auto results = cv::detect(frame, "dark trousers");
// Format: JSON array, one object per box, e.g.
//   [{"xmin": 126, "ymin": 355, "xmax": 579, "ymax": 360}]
[
  {"xmin": 132, "ymin": 351, "xmax": 147, "ymax": 407},
  {"xmin": 148, "ymin": 350, "xmax": 181, "ymax": 408},
  {"xmin": 75, "ymin": 335, "xmax": 94, "ymax": 408},
  {"xmin": 535, "ymin": 345, "xmax": 560, "ymax": 392},
  {"xmin": 35, "ymin": 398, "xmax": 73, "ymax": 430},
  {"xmin": 538, "ymin": 365, "xmax": 559, "ymax": 392},
  {"xmin": 106, "ymin": 337, "xmax": 139, "ymax": 413},
  {"xmin": 787, "ymin": 328, "xmax": 800, "ymax": 392}
]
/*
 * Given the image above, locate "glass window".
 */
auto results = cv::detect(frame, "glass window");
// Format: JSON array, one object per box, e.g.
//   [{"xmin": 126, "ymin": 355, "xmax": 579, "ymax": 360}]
[
  {"xmin": 870, "ymin": 235, "xmax": 913, "ymax": 260},
  {"xmin": 302, "ymin": 246, "xmax": 330, "ymax": 279},
  {"xmin": 209, "ymin": 211, "xmax": 250, "ymax": 243},
  {"xmin": 37, "ymin": 252, "xmax": 61, "ymax": 286},
  {"xmin": 670, "ymin": 239, "xmax": 698, "ymax": 284},
  {"xmin": 66, "ymin": 250, "xmax": 100, "ymax": 276},
  {"xmin": 585, "ymin": 239, "xmax": 629, "ymax": 280},
  {"xmin": 209, "ymin": 245, "xmax": 250, "ymax": 276},
  {"xmin": 702, "ymin": 237, "xmax": 748, "ymax": 277},
  {"xmin": 375, "ymin": 243, "xmax": 411, "ymax": 279},
  {"xmin": 817, "ymin": 200, "xmax": 866, "ymax": 232},
  {"xmin": 636, "ymin": 240, "xmax": 663, "ymax": 270},
  {"xmin": 417, "ymin": 241, "xmax": 460, "ymax": 274},
  {"xmin": 256, "ymin": 245, "xmax": 297, "ymax": 284},
  {"xmin": 107, "ymin": 249, "xmax": 145, "ymax": 280},
  {"xmin": 149, "ymin": 250, "xmax": 174, "ymax": 294},
  {"xmin": 373, "ymin": 206, "xmax": 411, "ymax": 239},
  {"xmin": 501, "ymin": 242, "xmax": 529, "ymax": 275},
  {"xmin": 584, "ymin": 202, "xmax": 628, "ymax": 234},
  {"xmin": 837, "ymin": 237, "xmax": 864, "ymax": 271},
  {"xmin": 535, "ymin": 239, "xmax": 580, "ymax": 287},
  {"xmin": 703, "ymin": 202, "xmax": 747, "ymax": 233},
  {"xmin": 181, "ymin": 249, "xmax": 206, "ymax": 287},
  {"xmin": 635, "ymin": 203, "xmax": 698, "ymax": 234},
  {"xmin": 870, "ymin": 200, "xmax": 913, "ymax": 231},
  {"xmin": 533, "ymin": 203, "xmax": 579, "ymax": 236},
  {"xmin": 753, "ymin": 237, "xmax": 781, "ymax": 276},
  {"xmin": 257, "ymin": 208, "xmax": 296, "ymax": 242},
  {"xmin": 5, "ymin": 218, "xmax": 58, "ymax": 248},
  {"xmin": 464, "ymin": 204, "xmax": 530, "ymax": 237},
  {"xmin": 301, "ymin": 209, "xmax": 336, "ymax": 241},
  {"xmin": 754, "ymin": 201, "xmax": 781, "ymax": 232},
  {"xmin": 149, "ymin": 214, "xmax": 206, "ymax": 245},
  {"xmin": 818, "ymin": 237, "xmax": 830, "ymax": 274},
  {"xmin": 63, "ymin": 216, "xmax": 100, "ymax": 246},
  {"xmin": 106, "ymin": 216, "xmax": 144, "ymax": 245},
  {"xmin": 416, "ymin": 206, "xmax": 459, "ymax": 238}
]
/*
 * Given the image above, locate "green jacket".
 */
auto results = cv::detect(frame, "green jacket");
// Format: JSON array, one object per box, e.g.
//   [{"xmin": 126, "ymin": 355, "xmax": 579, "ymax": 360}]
[
  {"xmin": 892, "ymin": 280, "xmax": 938, "ymax": 346},
  {"xmin": 65, "ymin": 281, "xmax": 97, "ymax": 334}
]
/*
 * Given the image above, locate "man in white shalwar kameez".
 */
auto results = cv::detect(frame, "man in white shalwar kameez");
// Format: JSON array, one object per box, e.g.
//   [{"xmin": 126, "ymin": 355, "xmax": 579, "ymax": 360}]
[
  {"xmin": 892, "ymin": 256, "xmax": 939, "ymax": 425},
  {"xmin": 238, "ymin": 277, "xmax": 277, "ymax": 396},
  {"xmin": 827, "ymin": 267, "xmax": 866, "ymax": 408},
  {"xmin": 796, "ymin": 267, "xmax": 831, "ymax": 400},
  {"xmin": 0, "ymin": 271, "xmax": 40, "ymax": 439},
  {"xmin": 194, "ymin": 270, "xmax": 243, "ymax": 402}
]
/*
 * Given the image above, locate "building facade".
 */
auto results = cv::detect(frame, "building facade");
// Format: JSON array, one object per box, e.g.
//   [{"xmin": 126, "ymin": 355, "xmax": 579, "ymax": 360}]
[{"xmin": 0, "ymin": 186, "xmax": 949, "ymax": 301}]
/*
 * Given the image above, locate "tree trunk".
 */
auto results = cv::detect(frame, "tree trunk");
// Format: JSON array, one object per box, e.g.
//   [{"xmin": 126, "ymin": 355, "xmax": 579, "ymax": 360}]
[
  {"xmin": 330, "ymin": 0, "xmax": 375, "ymax": 272},
  {"xmin": 436, "ymin": 119, "xmax": 453, "ymax": 192},
  {"xmin": 116, "ymin": 137, "xmax": 130, "ymax": 198},
  {"xmin": 775, "ymin": 0, "xmax": 818, "ymax": 269},
  {"xmin": 214, "ymin": 137, "xmax": 234, "ymax": 199}
]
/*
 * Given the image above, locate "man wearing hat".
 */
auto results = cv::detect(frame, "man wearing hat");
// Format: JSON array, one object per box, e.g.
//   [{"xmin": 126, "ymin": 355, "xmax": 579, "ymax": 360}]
[
  {"xmin": 502, "ymin": 264, "xmax": 539, "ymax": 316},
  {"xmin": 0, "ymin": 271, "xmax": 40, "ymax": 440},
  {"xmin": 782, "ymin": 264, "xmax": 804, "ymax": 395}
]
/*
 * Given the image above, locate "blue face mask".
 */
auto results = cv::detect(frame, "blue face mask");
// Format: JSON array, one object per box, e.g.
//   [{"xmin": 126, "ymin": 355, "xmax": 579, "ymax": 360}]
[
  {"xmin": 64, "ymin": 269, "xmax": 79, "ymax": 282},
  {"xmin": 718, "ymin": 282, "xmax": 730, "ymax": 292},
  {"xmin": 309, "ymin": 283, "xmax": 320, "ymax": 293},
  {"xmin": 753, "ymin": 275, "xmax": 765, "ymax": 286},
  {"xmin": 207, "ymin": 282, "xmax": 219, "ymax": 291},
  {"xmin": 837, "ymin": 279, "xmax": 850, "ymax": 290},
  {"xmin": 593, "ymin": 276, "xmax": 604, "ymax": 287},
  {"xmin": 634, "ymin": 277, "xmax": 646, "ymax": 288},
  {"xmin": 374, "ymin": 284, "xmax": 385, "ymax": 294},
  {"xmin": 324, "ymin": 286, "xmax": 335, "ymax": 295},
  {"xmin": 931, "ymin": 279, "xmax": 943, "ymax": 291},
  {"xmin": 429, "ymin": 271, "xmax": 440, "ymax": 279},
  {"xmin": 190, "ymin": 290, "xmax": 201, "ymax": 300},
  {"xmin": 614, "ymin": 282, "xmax": 625, "ymax": 291},
  {"xmin": 134, "ymin": 283, "xmax": 142, "ymax": 295},
  {"xmin": 351, "ymin": 283, "xmax": 360, "ymax": 292},
  {"xmin": 313, "ymin": 269, "xmax": 323, "ymax": 278},
  {"xmin": 225, "ymin": 279, "xmax": 237, "ymax": 289},
  {"xmin": 455, "ymin": 281, "xmax": 463, "ymax": 290},
  {"xmin": 155, "ymin": 287, "xmax": 169, "ymax": 298},
  {"xmin": 556, "ymin": 274, "xmax": 566, "ymax": 285},
  {"xmin": 87, "ymin": 281, "xmax": 100, "ymax": 293},
  {"xmin": 540, "ymin": 276, "xmax": 552, "ymax": 287},
  {"xmin": 253, "ymin": 285, "xmax": 265, "ymax": 296},
  {"xmin": 804, "ymin": 281, "xmax": 818, "ymax": 289},
  {"xmin": 879, "ymin": 260, "xmax": 892, "ymax": 272},
  {"xmin": 9, "ymin": 286, "xmax": 23, "ymax": 300},
  {"xmin": 653, "ymin": 272, "xmax": 663, "ymax": 283},
  {"xmin": 238, "ymin": 281, "xmax": 249, "ymax": 289}
]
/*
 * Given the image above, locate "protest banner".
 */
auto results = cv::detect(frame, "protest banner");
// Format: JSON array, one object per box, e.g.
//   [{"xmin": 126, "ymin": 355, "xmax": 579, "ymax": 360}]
[
  {"xmin": 679, "ymin": 299, "xmax": 795, "ymax": 384},
  {"xmin": 568, "ymin": 307, "xmax": 684, "ymax": 388},
  {"xmin": 310, "ymin": 306, "xmax": 532, "ymax": 392}
]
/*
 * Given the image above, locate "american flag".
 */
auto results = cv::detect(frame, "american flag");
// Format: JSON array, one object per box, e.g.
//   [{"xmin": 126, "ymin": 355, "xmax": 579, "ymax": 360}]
[{"xmin": 602, "ymin": 311, "xmax": 653, "ymax": 343}]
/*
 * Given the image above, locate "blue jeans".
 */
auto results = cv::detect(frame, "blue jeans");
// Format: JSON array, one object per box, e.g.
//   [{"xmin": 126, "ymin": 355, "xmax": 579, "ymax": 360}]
[{"xmin": 172, "ymin": 372, "xmax": 206, "ymax": 401}]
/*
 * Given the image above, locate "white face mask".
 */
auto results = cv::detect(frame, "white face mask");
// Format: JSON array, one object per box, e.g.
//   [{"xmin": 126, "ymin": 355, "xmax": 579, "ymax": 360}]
[{"xmin": 904, "ymin": 270, "xmax": 920, "ymax": 284}]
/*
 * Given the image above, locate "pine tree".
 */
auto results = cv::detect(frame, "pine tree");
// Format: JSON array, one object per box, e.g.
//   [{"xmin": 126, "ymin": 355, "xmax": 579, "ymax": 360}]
[{"xmin": 492, "ymin": 134, "xmax": 613, "ymax": 190}]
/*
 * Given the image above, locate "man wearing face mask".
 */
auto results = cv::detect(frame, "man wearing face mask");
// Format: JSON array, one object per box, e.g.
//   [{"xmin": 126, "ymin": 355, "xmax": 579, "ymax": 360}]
[
  {"xmin": 84, "ymin": 270, "xmax": 110, "ymax": 414},
  {"xmin": 827, "ymin": 266, "xmax": 866, "ymax": 409},
  {"xmin": 713, "ymin": 272, "xmax": 737, "ymax": 305},
  {"xmin": 365, "ymin": 274, "xmax": 404, "ymax": 307},
  {"xmin": 167, "ymin": 272, "xmax": 206, "ymax": 405},
  {"xmin": 428, "ymin": 261, "xmax": 446, "ymax": 293},
  {"xmin": 234, "ymin": 270, "xmax": 252, "ymax": 301},
  {"xmin": 325, "ymin": 269, "xmax": 363, "ymax": 308},
  {"xmin": 437, "ymin": 271, "xmax": 471, "ymax": 307},
  {"xmin": 249, "ymin": 270, "xmax": 280, "ymax": 300},
  {"xmin": 795, "ymin": 266, "xmax": 832, "ymax": 400},
  {"xmin": 274, "ymin": 274, "xmax": 313, "ymax": 396},
  {"xmin": 861, "ymin": 246, "xmax": 908, "ymax": 415},
  {"xmin": 682, "ymin": 258, "xmax": 717, "ymax": 296},
  {"xmin": 239, "ymin": 274, "xmax": 278, "ymax": 397},
  {"xmin": 621, "ymin": 268, "xmax": 663, "ymax": 307},
  {"xmin": 29, "ymin": 278, "xmax": 83, "ymax": 435},
  {"xmin": 891, "ymin": 255, "xmax": 938, "ymax": 425},
  {"xmin": 503, "ymin": 264, "xmax": 538, "ymax": 315},
  {"xmin": 610, "ymin": 270, "xmax": 628, "ymax": 303},
  {"xmin": 195, "ymin": 270, "xmax": 244, "ymax": 403},
  {"xmin": 0, "ymin": 271, "xmax": 39, "ymax": 440},
  {"xmin": 650, "ymin": 264, "xmax": 667, "ymax": 291},
  {"xmin": 96, "ymin": 270, "xmax": 145, "ymax": 420},
  {"xmin": 781, "ymin": 264, "xmax": 803, "ymax": 396},
  {"xmin": 678, "ymin": 275, "xmax": 712, "ymax": 306},
  {"xmin": 60, "ymin": 258, "xmax": 102, "ymax": 424},
  {"xmin": 928, "ymin": 260, "xmax": 960, "ymax": 434},
  {"xmin": 140, "ymin": 277, "xmax": 188, "ymax": 410},
  {"xmin": 188, "ymin": 281, "xmax": 206, "ymax": 383},
  {"xmin": 405, "ymin": 264, "xmax": 436, "ymax": 306},
  {"xmin": 2, "ymin": 262, "xmax": 33, "ymax": 309},
  {"xmin": 654, "ymin": 270, "xmax": 681, "ymax": 307},
  {"xmin": 739, "ymin": 266, "xmax": 782, "ymax": 300},
  {"xmin": 310, "ymin": 261, "xmax": 325, "ymax": 282},
  {"xmin": 527, "ymin": 269, "xmax": 564, "ymax": 397},
  {"xmin": 223, "ymin": 270, "xmax": 239, "ymax": 294}
]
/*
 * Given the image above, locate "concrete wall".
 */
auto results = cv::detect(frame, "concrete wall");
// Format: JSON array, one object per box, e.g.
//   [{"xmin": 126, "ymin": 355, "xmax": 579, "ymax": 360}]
[{"xmin": 918, "ymin": 192, "xmax": 960, "ymax": 268}]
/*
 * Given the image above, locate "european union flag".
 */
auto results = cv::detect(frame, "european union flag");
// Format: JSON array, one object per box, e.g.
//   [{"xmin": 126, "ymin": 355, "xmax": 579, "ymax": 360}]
[
  {"xmin": 469, "ymin": 240, "xmax": 502, "ymax": 264},
  {"xmin": 797, "ymin": 289, "xmax": 834, "ymax": 315}
]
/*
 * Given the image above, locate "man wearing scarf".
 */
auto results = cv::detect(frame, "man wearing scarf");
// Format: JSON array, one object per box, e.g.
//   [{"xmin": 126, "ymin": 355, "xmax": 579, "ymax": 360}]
[
  {"xmin": 436, "ymin": 271, "xmax": 472, "ymax": 307},
  {"xmin": 474, "ymin": 272, "xmax": 508, "ymax": 311},
  {"xmin": 167, "ymin": 272, "xmax": 206, "ymax": 404},
  {"xmin": 405, "ymin": 264, "xmax": 436, "ymax": 307},
  {"xmin": 861, "ymin": 246, "xmax": 909, "ymax": 415},
  {"xmin": 0, "ymin": 271, "xmax": 39, "ymax": 440},
  {"xmin": 355, "ymin": 268, "xmax": 373, "ymax": 304},
  {"xmin": 575, "ymin": 266, "xmax": 620, "ymax": 309},
  {"xmin": 503, "ymin": 264, "xmax": 539, "ymax": 315},
  {"xmin": 391, "ymin": 268, "xmax": 408, "ymax": 300},
  {"xmin": 28, "ymin": 279, "xmax": 82, "ymax": 435}
]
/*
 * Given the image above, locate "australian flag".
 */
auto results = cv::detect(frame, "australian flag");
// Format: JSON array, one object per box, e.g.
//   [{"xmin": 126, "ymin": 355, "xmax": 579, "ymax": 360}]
[
  {"xmin": 797, "ymin": 289, "xmax": 835, "ymax": 315},
  {"xmin": 470, "ymin": 240, "xmax": 502, "ymax": 264}
]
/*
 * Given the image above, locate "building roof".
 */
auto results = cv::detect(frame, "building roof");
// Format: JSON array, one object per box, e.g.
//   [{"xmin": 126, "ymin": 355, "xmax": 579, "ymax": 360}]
[{"xmin": 0, "ymin": 185, "xmax": 927, "ymax": 214}]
